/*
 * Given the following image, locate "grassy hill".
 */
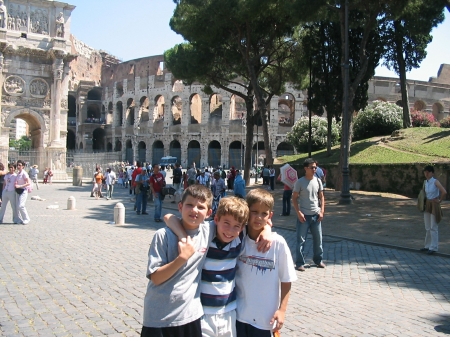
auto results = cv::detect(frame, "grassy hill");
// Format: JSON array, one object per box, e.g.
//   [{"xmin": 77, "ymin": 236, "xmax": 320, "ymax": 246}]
[{"xmin": 277, "ymin": 127, "xmax": 450, "ymax": 165}]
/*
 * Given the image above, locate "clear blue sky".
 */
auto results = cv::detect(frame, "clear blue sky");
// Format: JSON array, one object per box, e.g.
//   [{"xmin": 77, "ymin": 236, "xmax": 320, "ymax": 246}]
[{"xmin": 69, "ymin": 0, "xmax": 449, "ymax": 82}]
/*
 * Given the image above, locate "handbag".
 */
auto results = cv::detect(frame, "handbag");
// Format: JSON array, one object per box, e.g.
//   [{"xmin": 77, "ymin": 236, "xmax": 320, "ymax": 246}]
[
  {"xmin": 417, "ymin": 180, "xmax": 426, "ymax": 212},
  {"xmin": 15, "ymin": 188, "xmax": 25, "ymax": 195}
]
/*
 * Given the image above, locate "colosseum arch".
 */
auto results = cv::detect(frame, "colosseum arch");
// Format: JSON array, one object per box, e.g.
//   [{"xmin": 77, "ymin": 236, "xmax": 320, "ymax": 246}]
[
  {"xmin": 87, "ymin": 103, "xmax": 101, "ymax": 121},
  {"xmin": 190, "ymin": 94, "xmax": 202, "ymax": 124},
  {"xmin": 208, "ymin": 141, "xmax": 221, "ymax": 168},
  {"xmin": 125, "ymin": 139, "xmax": 133, "ymax": 163},
  {"xmin": 276, "ymin": 142, "xmax": 295, "ymax": 157},
  {"xmin": 138, "ymin": 141, "xmax": 146, "ymax": 163},
  {"xmin": 229, "ymin": 141, "xmax": 242, "ymax": 169},
  {"xmin": 210, "ymin": 94, "xmax": 223, "ymax": 118},
  {"xmin": 171, "ymin": 96, "xmax": 182, "ymax": 125},
  {"xmin": 106, "ymin": 102, "xmax": 113, "ymax": 124},
  {"xmin": 107, "ymin": 142, "xmax": 113, "ymax": 152},
  {"xmin": 114, "ymin": 139, "xmax": 122, "ymax": 152},
  {"xmin": 152, "ymin": 140, "xmax": 164, "ymax": 165},
  {"xmin": 116, "ymin": 101, "xmax": 123, "ymax": 127},
  {"xmin": 92, "ymin": 128, "xmax": 106, "ymax": 151},
  {"xmin": 170, "ymin": 140, "xmax": 181, "ymax": 160},
  {"xmin": 68, "ymin": 94, "xmax": 76, "ymax": 118},
  {"xmin": 140, "ymin": 96, "xmax": 150, "ymax": 122},
  {"xmin": 154, "ymin": 95, "xmax": 165, "ymax": 122},
  {"xmin": 188, "ymin": 140, "xmax": 201, "ymax": 167},
  {"xmin": 87, "ymin": 88, "xmax": 102, "ymax": 101},
  {"xmin": 230, "ymin": 95, "xmax": 246, "ymax": 120},
  {"xmin": 67, "ymin": 129, "xmax": 76, "ymax": 150},
  {"xmin": 126, "ymin": 98, "xmax": 135, "ymax": 126},
  {"xmin": 278, "ymin": 93, "xmax": 295, "ymax": 126}
]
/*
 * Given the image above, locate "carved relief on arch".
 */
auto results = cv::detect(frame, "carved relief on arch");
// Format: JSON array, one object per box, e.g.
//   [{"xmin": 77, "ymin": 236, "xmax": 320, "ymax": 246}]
[
  {"xmin": 4, "ymin": 75, "xmax": 25, "ymax": 96},
  {"xmin": 29, "ymin": 78, "xmax": 49, "ymax": 98}
]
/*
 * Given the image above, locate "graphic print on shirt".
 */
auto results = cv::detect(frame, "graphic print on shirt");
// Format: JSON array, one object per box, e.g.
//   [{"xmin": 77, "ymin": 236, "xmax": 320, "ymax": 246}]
[{"xmin": 239, "ymin": 255, "xmax": 275, "ymax": 274}]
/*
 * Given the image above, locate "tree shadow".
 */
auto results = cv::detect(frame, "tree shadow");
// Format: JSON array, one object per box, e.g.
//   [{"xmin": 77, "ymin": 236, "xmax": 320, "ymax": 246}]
[{"xmin": 423, "ymin": 129, "xmax": 450, "ymax": 144}]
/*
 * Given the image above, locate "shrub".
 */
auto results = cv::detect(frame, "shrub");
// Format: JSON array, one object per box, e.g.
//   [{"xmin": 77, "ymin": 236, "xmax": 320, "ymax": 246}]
[
  {"xmin": 286, "ymin": 116, "xmax": 341, "ymax": 152},
  {"xmin": 352, "ymin": 101, "xmax": 403, "ymax": 140},
  {"xmin": 410, "ymin": 109, "xmax": 439, "ymax": 127},
  {"xmin": 440, "ymin": 116, "xmax": 450, "ymax": 128}
]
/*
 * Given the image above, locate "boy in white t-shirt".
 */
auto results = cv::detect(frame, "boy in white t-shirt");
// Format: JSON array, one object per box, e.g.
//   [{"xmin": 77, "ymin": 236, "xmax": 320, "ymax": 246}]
[{"xmin": 236, "ymin": 188, "xmax": 297, "ymax": 337}]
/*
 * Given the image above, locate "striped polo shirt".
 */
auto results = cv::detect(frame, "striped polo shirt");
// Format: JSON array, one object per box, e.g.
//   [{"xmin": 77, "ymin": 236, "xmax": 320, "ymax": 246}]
[{"xmin": 200, "ymin": 230, "xmax": 244, "ymax": 314}]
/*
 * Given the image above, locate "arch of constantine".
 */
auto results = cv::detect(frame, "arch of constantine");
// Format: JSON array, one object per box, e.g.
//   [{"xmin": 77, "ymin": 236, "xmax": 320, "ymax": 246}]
[{"xmin": 1, "ymin": 0, "xmax": 449, "ymax": 173}]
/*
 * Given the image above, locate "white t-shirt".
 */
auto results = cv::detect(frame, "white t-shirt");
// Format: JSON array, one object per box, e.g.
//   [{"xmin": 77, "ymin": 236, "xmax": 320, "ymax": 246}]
[{"xmin": 236, "ymin": 233, "xmax": 297, "ymax": 330}]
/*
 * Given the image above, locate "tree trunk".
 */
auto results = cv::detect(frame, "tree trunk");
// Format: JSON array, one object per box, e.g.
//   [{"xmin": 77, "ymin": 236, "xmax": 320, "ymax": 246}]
[
  {"xmin": 394, "ymin": 20, "xmax": 411, "ymax": 128},
  {"xmin": 243, "ymin": 92, "xmax": 255, "ymax": 186}
]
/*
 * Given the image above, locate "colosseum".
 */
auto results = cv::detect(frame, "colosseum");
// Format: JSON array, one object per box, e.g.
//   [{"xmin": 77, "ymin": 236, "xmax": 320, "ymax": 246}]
[{"xmin": 0, "ymin": 0, "xmax": 449, "ymax": 178}]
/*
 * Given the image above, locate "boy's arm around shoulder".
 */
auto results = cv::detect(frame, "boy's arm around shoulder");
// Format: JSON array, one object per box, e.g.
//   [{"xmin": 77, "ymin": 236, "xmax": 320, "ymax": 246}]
[
  {"xmin": 148, "ymin": 230, "xmax": 196, "ymax": 286},
  {"xmin": 164, "ymin": 213, "xmax": 188, "ymax": 239}
]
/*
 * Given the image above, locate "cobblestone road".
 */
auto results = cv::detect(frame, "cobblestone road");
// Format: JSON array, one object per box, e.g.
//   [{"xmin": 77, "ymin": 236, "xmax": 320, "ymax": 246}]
[{"xmin": 1, "ymin": 184, "xmax": 449, "ymax": 336}]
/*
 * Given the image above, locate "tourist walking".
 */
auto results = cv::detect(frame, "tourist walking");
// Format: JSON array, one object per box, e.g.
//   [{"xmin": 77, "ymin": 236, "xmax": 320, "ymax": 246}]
[
  {"xmin": 0, "ymin": 162, "xmax": 5, "ymax": 206},
  {"xmin": 172, "ymin": 163, "xmax": 182, "ymax": 191},
  {"xmin": 278, "ymin": 173, "xmax": 292, "ymax": 216},
  {"xmin": 0, "ymin": 164, "xmax": 20, "ymax": 224},
  {"xmin": 292, "ymin": 158, "xmax": 325, "ymax": 271},
  {"xmin": 29, "ymin": 165, "xmax": 39, "ymax": 190},
  {"xmin": 233, "ymin": 171, "xmax": 246, "ymax": 198},
  {"xmin": 104, "ymin": 168, "xmax": 116, "ymax": 200},
  {"xmin": 135, "ymin": 168, "xmax": 150, "ymax": 215},
  {"xmin": 420, "ymin": 165, "xmax": 447, "ymax": 255},
  {"xmin": 14, "ymin": 160, "xmax": 31, "ymax": 225},
  {"xmin": 269, "ymin": 165, "xmax": 276, "ymax": 190},
  {"xmin": 149, "ymin": 164, "xmax": 165, "ymax": 222}
]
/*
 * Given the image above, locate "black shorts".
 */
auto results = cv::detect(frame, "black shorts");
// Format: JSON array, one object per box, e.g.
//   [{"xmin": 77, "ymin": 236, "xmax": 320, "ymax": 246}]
[
  {"xmin": 141, "ymin": 318, "xmax": 201, "ymax": 337},
  {"xmin": 236, "ymin": 321, "xmax": 273, "ymax": 337}
]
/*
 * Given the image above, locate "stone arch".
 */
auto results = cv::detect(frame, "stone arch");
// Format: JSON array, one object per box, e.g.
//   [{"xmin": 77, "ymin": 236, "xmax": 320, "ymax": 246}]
[
  {"xmin": 414, "ymin": 100, "xmax": 426, "ymax": 111},
  {"xmin": 4, "ymin": 108, "xmax": 47, "ymax": 149},
  {"xmin": 126, "ymin": 98, "xmax": 135, "ymax": 126},
  {"xmin": 432, "ymin": 102, "xmax": 445, "ymax": 121},
  {"xmin": 230, "ymin": 95, "xmax": 245, "ymax": 120},
  {"xmin": 152, "ymin": 140, "xmax": 164, "ymax": 165},
  {"xmin": 92, "ymin": 128, "xmax": 106, "ymax": 151},
  {"xmin": 210, "ymin": 94, "xmax": 223, "ymax": 118},
  {"xmin": 138, "ymin": 141, "xmax": 146, "ymax": 163},
  {"xmin": 190, "ymin": 94, "xmax": 202, "ymax": 124},
  {"xmin": 107, "ymin": 142, "xmax": 113, "ymax": 152},
  {"xmin": 116, "ymin": 101, "xmax": 123, "ymax": 126},
  {"xmin": 140, "ymin": 96, "xmax": 150, "ymax": 122},
  {"xmin": 116, "ymin": 82, "xmax": 124, "ymax": 97},
  {"xmin": 276, "ymin": 142, "xmax": 294, "ymax": 157},
  {"xmin": 229, "ymin": 141, "xmax": 242, "ymax": 169},
  {"xmin": 188, "ymin": 140, "xmax": 201, "ymax": 167},
  {"xmin": 278, "ymin": 93, "xmax": 295, "ymax": 126},
  {"xmin": 108, "ymin": 102, "xmax": 113, "ymax": 113},
  {"xmin": 170, "ymin": 140, "xmax": 181, "ymax": 161},
  {"xmin": 208, "ymin": 141, "xmax": 221, "ymax": 168},
  {"xmin": 154, "ymin": 95, "xmax": 165, "ymax": 122},
  {"xmin": 79, "ymin": 142, "xmax": 84, "ymax": 150},
  {"xmin": 114, "ymin": 139, "xmax": 122, "ymax": 152},
  {"xmin": 87, "ymin": 88, "xmax": 102, "ymax": 101},
  {"xmin": 87, "ymin": 103, "xmax": 101, "ymax": 121},
  {"xmin": 171, "ymin": 96, "xmax": 182, "ymax": 125},
  {"xmin": 125, "ymin": 139, "xmax": 133, "ymax": 164},
  {"xmin": 66, "ymin": 129, "xmax": 76, "ymax": 150}
]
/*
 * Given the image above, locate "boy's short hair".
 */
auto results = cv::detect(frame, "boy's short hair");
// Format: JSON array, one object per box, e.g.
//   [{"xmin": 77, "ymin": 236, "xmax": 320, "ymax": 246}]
[
  {"xmin": 303, "ymin": 158, "xmax": 316, "ymax": 168},
  {"xmin": 423, "ymin": 165, "xmax": 434, "ymax": 173},
  {"xmin": 246, "ymin": 188, "xmax": 274, "ymax": 211},
  {"xmin": 181, "ymin": 184, "xmax": 213, "ymax": 209},
  {"xmin": 215, "ymin": 196, "xmax": 249, "ymax": 227}
]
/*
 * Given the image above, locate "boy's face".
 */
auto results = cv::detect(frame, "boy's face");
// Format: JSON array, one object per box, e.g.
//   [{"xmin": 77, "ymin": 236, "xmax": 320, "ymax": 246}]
[
  {"xmin": 248, "ymin": 202, "xmax": 273, "ymax": 233},
  {"xmin": 178, "ymin": 195, "xmax": 212, "ymax": 230},
  {"xmin": 214, "ymin": 214, "xmax": 243, "ymax": 244}
]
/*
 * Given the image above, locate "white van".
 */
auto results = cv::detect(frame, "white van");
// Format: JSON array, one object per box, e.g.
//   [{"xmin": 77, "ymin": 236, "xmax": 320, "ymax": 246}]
[{"xmin": 159, "ymin": 156, "xmax": 177, "ymax": 169}]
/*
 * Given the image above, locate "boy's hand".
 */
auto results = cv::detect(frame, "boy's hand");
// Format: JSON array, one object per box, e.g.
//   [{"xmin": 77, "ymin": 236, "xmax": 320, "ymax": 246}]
[
  {"xmin": 256, "ymin": 225, "xmax": 272, "ymax": 253},
  {"xmin": 270, "ymin": 309, "xmax": 285, "ymax": 332},
  {"xmin": 178, "ymin": 236, "xmax": 195, "ymax": 261}
]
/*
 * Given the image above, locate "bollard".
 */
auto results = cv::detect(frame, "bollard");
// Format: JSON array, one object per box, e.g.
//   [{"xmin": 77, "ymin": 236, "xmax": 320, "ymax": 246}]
[
  {"xmin": 67, "ymin": 196, "xmax": 76, "ymax": 210},
  {"xmin": 114, "ymin": 202, "xmax": 125, "ymax": 225}
]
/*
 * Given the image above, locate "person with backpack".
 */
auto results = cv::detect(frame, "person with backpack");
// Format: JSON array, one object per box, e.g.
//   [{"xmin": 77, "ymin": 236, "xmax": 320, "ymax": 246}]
[
  {"xmin": 172, "ymin": 163, "xmax": 182, "ymax": 191},
  {"xmin": 149, "ymin": 164, "xmax": 166, "ymax": 223}
]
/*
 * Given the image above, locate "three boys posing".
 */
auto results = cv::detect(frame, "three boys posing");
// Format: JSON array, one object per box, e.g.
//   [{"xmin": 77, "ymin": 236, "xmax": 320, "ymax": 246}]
[{"xmin": 141, "ymin": 185, "xmax": 297, "ymax": 337}]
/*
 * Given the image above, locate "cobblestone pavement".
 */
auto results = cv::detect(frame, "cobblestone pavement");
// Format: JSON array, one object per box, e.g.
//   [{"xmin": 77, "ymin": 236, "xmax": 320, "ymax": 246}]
[{"xmin": 1, "ymin": 184, "xmax": 450, "ymax": 336}]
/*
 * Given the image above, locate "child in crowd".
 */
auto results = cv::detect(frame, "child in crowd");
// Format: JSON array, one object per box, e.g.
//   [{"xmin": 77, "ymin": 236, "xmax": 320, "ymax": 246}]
[
  {"xmin": 141, "ymin": 185, "xmax": 215, "ymax": 337},
  {"xmin": 236, "ymin": 188, "xmax": 297, "ymax": 337},
  {"xmin": 165, "ymin": 196, "xmax": 273, "ymax": 337}
]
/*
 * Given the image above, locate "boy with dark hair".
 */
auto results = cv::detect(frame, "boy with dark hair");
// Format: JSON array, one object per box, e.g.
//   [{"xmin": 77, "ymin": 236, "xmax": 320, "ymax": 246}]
[
  {"xmin": 236, "ymin": 188, "xmax": 297, "ymax": 337},
  {"xmin": 141, "ymin": 185, "xmax": 215, "ymax": 337}
]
